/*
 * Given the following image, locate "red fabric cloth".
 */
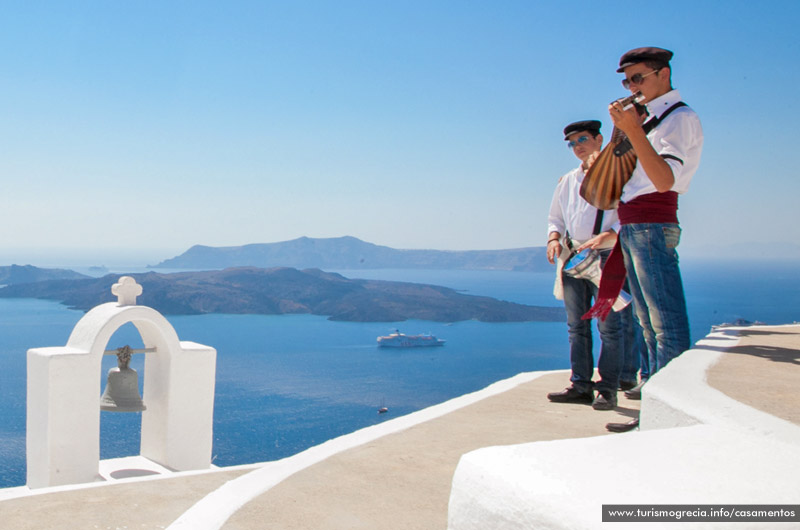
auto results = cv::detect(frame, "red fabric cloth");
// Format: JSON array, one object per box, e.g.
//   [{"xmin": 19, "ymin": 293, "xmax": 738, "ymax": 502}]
[
  {"xmin": 617, "ymin": 191, "xmax": 679, "ymax": 225},
  {"xmin": 582, "ymin": 192, "xmax": 679, "ymax": 321}
]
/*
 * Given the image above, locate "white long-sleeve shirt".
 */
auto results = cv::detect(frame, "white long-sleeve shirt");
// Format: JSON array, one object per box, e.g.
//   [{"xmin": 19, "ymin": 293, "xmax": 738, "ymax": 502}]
[
  {"xmin": 547, "ymin": 165, "xmax": 620, "ymax": 244},
  {"xmin": 621, "ymin": 89, "xmax": 704, "ymax": 202}
]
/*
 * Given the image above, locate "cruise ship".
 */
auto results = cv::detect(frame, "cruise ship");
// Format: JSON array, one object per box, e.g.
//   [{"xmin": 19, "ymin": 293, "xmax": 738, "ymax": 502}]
[{"xmin": 377, "ymin": 330, "xmax": 445, "ymax": 348}]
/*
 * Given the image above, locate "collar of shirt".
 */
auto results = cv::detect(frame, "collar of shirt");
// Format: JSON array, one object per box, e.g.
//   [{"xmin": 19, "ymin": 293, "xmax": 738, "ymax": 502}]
[{"xmin": 646, "ymin": 89, "xmax": 683, "ymax": 119}]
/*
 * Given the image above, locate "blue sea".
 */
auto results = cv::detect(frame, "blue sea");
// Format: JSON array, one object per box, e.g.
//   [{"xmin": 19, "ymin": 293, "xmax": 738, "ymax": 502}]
[{"xmin": 0, "ymin": 260, "xmax": 798, "ymax": 488}]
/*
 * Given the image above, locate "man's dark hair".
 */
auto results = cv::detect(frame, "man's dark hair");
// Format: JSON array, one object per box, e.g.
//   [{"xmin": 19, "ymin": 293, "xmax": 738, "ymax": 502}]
[
  {"xmin": 644, "ymin": 60, "xmax": 672, "ymax": 86},
  {"xmin": 644, "ymin": 59, "xmax": 669, "ymax": 71}
]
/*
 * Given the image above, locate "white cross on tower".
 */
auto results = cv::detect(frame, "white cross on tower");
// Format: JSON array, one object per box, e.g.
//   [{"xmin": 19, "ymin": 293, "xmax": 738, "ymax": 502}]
[{"xmin": 111, "ymin": 276, "xmax": 143, "ymax": 306}]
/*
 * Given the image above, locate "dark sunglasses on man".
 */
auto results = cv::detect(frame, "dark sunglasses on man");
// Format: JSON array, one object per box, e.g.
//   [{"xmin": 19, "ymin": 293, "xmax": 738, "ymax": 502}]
[{"xmin": 622, "ymin": 68, "xmax": 661, "ymax": 89}]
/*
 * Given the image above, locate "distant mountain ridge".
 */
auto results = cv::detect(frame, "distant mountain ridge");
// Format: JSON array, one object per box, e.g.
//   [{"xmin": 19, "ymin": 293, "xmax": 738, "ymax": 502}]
[
  {"xmin": 0, "ymin": 264, "xmax": 89, "ymax": 285},
  {"xmin": 0, "ymin": 267, "xmax": 565, "ymax": 323},
  {"xmin": 151, "ymin": 236, "xmax": 547, "ymax": 272}
]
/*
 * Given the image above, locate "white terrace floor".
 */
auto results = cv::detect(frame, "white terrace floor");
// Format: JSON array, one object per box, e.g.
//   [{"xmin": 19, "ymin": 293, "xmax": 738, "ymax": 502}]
[{"xmin": 0, "ymin": 324, "xmax": 798, "ymax": 530}]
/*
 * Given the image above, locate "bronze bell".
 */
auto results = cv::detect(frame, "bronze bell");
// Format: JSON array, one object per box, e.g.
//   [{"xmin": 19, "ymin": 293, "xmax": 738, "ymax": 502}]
[{"xmin": 100, "ymin": 346, "xmax": 146, "ymax": 412}]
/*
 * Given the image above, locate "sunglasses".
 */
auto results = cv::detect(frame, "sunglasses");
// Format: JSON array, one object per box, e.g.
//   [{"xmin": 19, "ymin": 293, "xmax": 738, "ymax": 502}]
[
  {"xmin": 622, "ymin": 69, "xmax": 660, "ymax": 89},
  {"xmin": 567, "ymin": 135, "xmax": 590, "ymax": 149}
]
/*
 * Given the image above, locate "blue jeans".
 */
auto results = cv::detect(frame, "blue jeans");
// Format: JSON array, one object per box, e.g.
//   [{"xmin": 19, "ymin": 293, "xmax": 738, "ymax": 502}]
[
  {"xmin": 619, "ymin": 223, "xmax": 690, "ymax": 375},
  {"xmin": 620, "ymin": 298, "xmax": 646, "ymax": 382},
  {"xmin": 561, "ymin": 257, "xmax": 622, "ymax": 394}
]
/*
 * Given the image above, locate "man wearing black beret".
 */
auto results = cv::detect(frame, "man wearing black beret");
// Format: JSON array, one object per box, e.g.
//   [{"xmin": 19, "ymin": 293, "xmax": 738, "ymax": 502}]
[
  {"xmin": 546, "ymin": 120, "xmax": 623, "ymax": 410},
  {"xmin": 590, "ymin": 47, "xmax": 704, "ymax": 430}
]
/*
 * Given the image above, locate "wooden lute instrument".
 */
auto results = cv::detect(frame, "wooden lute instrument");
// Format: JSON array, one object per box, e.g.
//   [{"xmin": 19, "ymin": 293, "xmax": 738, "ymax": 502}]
[{"xmin": 579, "ymin": 92, "xmax": 646, "ymax": 210}]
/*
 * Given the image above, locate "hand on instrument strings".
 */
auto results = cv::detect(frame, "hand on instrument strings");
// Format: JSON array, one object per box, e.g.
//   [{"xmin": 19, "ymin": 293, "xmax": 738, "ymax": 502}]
[
  {"xmin": 609, "ymin": 101, "xmax": 643, "ymax": 138},
  {"xmin": 576, "ymin": 230, "xmax": 617, "ymax": 252}
]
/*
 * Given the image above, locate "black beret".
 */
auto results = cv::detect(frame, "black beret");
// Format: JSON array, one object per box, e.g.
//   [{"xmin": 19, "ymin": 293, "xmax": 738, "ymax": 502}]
[
  {"xmin": 617, "ymin": 47, "xmax": 673, "ymax": 72},
  {"xmin": 563, "ymin": 120, "xmax": 601, "ymax": 140}
]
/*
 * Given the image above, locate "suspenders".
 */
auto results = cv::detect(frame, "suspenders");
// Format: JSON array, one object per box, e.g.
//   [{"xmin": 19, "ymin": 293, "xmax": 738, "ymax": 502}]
[
  {"xmin": 643, "ymin": 101, "xmax": 688, "ymax": 133},
  {"xmin": 566, "ymin": 208, "xmax": 604, "ymax": 252},
  {"xmin": 613, "ymin": 101, "xmax": 688, "ymax": 158},
  {"xmin": 592, "ymin": 208, "xmax": 605, "ymax": 236}
]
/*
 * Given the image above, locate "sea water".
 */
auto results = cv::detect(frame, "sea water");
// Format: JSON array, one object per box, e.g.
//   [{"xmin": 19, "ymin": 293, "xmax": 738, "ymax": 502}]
[{"xmin": 0, "ymin": 260, "xmax": 798, "ymax": 487}]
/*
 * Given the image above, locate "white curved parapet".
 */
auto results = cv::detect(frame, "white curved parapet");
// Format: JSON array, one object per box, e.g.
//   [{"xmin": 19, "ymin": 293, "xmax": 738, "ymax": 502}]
[
  {"xmin": 448, "ymin": 424, "xmax": 800, "ymax": 530},
  {"xmin": 447, "ymin": 325, "xmax": 800, "ymax": 530},
  {"xmin": 166, "ymin": 371, "xmax": 550, "ymax": 530},
  {"xmin": 640, "ymin": 326, "xmax": 800, "ymax": 445}
]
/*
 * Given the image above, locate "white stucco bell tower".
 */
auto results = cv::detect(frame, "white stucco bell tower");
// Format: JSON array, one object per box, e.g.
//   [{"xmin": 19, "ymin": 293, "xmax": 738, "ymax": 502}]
[{"xmin": 26, "ymin": 276, "xmax": 217, "ymax": 489}]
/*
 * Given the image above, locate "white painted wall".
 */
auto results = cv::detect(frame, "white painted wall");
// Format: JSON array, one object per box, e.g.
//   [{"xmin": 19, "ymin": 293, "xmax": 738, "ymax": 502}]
[
  {"xmin": 26, "ymin": 277, "xmax": 217, "ymax": 489},
  {"xmin": 447, "ymin": 326, "xmax": 800, "ymax": 530}
]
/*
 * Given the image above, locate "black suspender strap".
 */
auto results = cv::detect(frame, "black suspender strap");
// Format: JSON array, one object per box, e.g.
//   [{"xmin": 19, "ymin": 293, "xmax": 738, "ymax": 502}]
[
  {"xmin": 613, "ymin": 101, "xmax": 688, "ymax": 157},
  {"xmin": 592, "ymin": 208, "xmax": 604, "ymax": 236},
  {"xmin": 565, "ymin": 183, "xmax": 607, "ymax": 248},
  {"xmin": 642, "ymin": 101, "xmax": 687, "ymax": 134},
  {"xmin": 564, "ymin": 208, "xmax": 604, "ymax": 252}
]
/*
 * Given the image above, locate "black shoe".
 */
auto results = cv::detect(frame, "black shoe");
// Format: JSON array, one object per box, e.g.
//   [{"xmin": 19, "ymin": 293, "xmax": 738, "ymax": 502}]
[
  {"xmin": 606, "ymin": 418, "xmax": 639, "ymax": 433},
  {"xmin": 619, "ymin": 380, "xmax": 638, "ymax": 391},
  {"xmin": 547, "ymin": 386, "xmax": 593, "ymax": 404},
  {"xmin": 624, "ymin": 381, "xmax": 645, "ymax": 400},
  {"xmin": 592, "ymin": 390, "xmax": 618, "ymax": 410}
]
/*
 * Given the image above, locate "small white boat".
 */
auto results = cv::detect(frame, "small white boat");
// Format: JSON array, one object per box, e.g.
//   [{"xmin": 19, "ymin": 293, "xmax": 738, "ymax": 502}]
[{"xmin": 377, "ymin": 330, "xmax": 445, "ymax": 348}]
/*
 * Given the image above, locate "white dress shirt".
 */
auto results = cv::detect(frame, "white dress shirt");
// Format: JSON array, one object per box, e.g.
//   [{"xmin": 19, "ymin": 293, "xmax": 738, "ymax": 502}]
[
  {"xmin": 548, "ymin": 165, "xmax": 620, "ymax": 244},
  {"xmin": 620, "ymin": 89, "xmax": 704, "ymax": 203}
]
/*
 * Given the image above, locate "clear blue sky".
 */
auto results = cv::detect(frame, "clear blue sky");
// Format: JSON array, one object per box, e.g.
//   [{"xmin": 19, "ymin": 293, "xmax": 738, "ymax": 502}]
[{"xmin": 0, "ymin": 1, "xmax": 797, "ymax": 266}]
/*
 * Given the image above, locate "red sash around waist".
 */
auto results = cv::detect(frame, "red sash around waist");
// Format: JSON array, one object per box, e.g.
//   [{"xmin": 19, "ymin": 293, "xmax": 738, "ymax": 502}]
[
  {"xmin": 618, "ymin": 191, "xmax": 679, "ymax": 225},
  {"xmin": 582, "ymin": 191, "xmax": 679, "ymax": 321}
]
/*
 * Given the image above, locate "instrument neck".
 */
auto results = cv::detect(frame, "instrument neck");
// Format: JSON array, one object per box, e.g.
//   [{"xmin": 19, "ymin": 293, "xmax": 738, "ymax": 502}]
[{"xmin": 610, "ymin": 126, "xmax": 629, "ymax": 143}]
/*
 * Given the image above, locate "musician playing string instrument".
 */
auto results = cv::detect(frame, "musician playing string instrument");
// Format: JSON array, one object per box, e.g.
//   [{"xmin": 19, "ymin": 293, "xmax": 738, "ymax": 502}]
[
  {"xmin": 590, "ymin": 48, "xmax": 703, "ymax": 431},
  {"xmin": 545, "ymin": 120, "xmax": 623, "ymax": 411}
]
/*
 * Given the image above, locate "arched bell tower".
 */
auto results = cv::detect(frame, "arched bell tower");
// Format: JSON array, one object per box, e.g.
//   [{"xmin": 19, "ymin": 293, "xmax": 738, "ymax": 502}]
[{"xmin": 26, "ymin": 277, "xmax": 217, "ymax": 489}]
